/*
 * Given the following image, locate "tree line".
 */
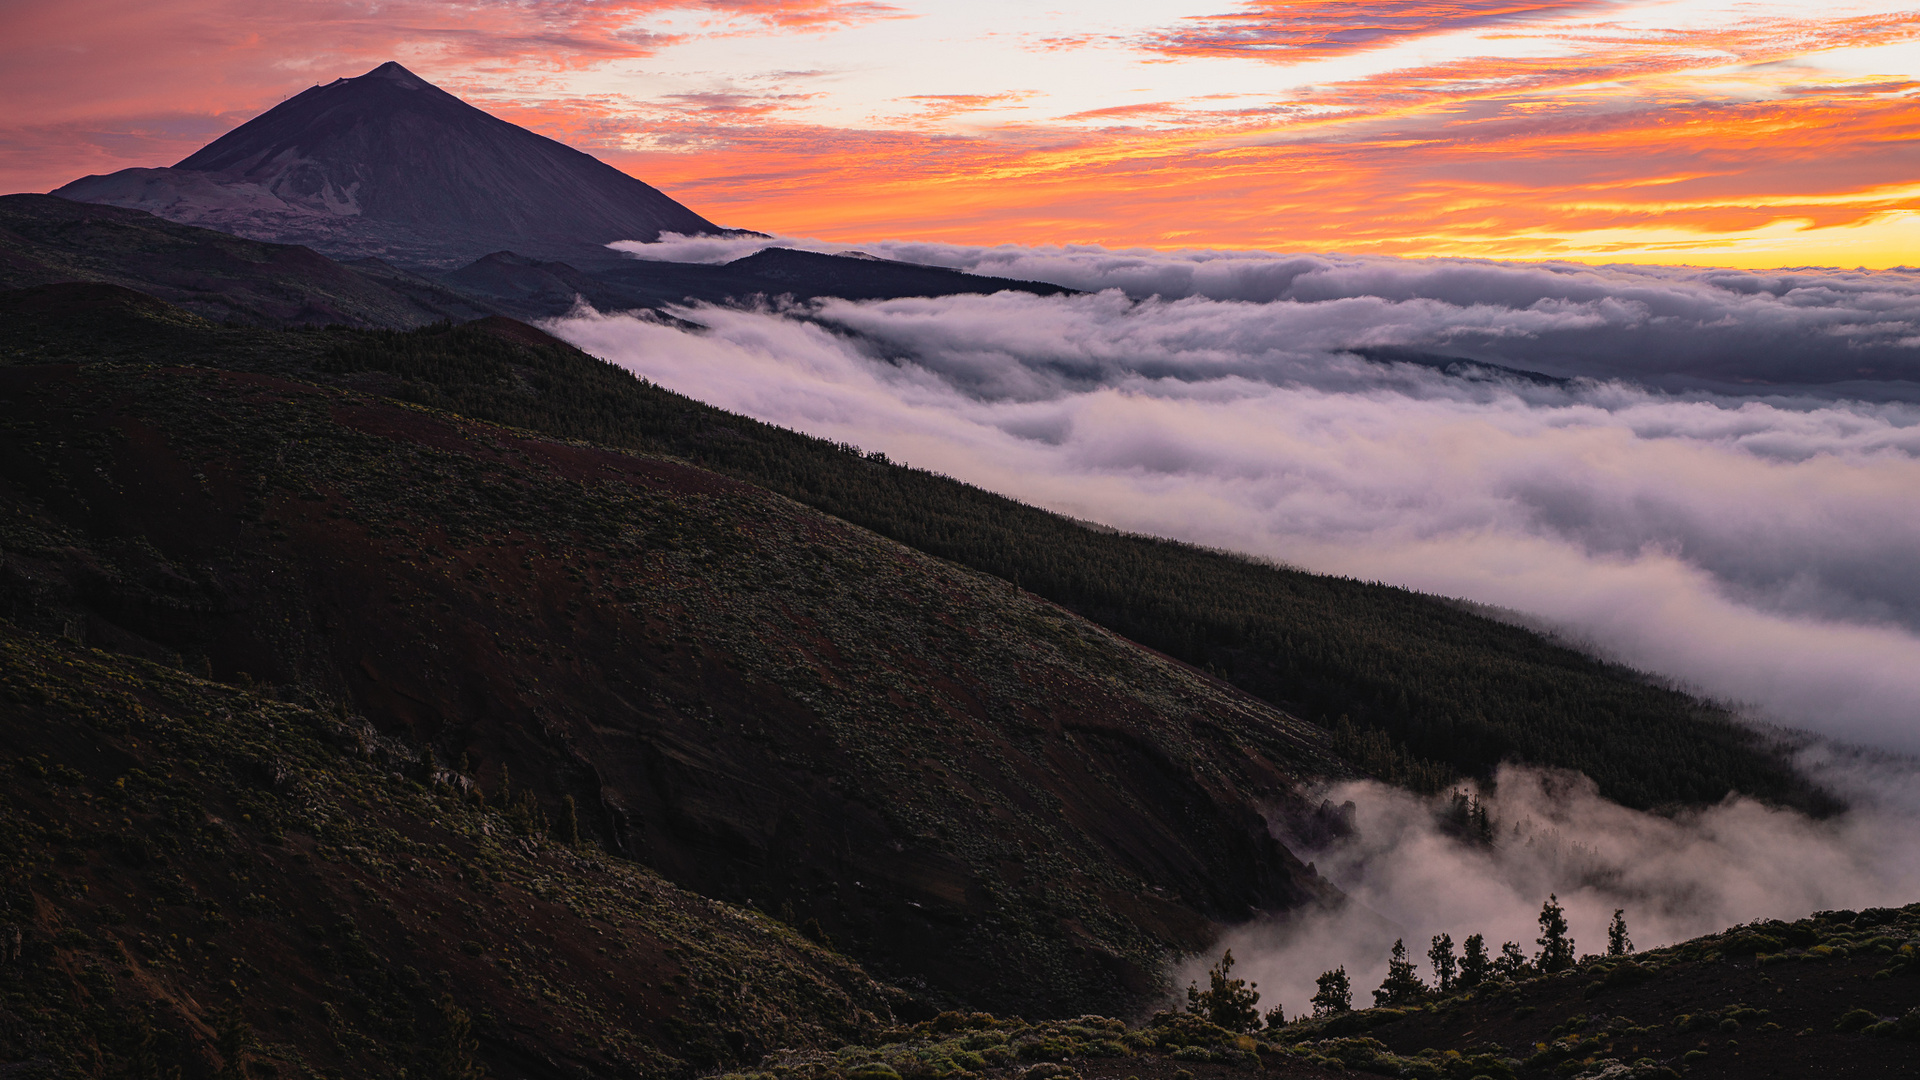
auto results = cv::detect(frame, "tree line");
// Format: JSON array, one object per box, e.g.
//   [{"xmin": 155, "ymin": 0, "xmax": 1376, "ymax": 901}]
[{"xmin": 1187, "ymin": 897, "xmax": 1636, "ymax": 1030}]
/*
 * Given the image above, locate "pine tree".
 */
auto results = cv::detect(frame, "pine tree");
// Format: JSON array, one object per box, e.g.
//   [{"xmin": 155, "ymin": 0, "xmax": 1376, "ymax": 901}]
[
  {"xmin": 1312, "ymin": 967, "xmax": 1352, "ymax": 1016},
  {"xmin": 1535, "ymin": 894, "xmax": 1576, "ymax": 973},
  {"xmin": 1186, "ymin": 949, "xmax": 1262, "ymax": 1032},
  {"xmin": 1494, "ymin": 941, "xmax": 1530, "ymax": 980},
  {"xmin": 1262, "ymin": 1004, "xmax": 1286, "ymax": 1031},
  {"xmin": 433, "ymin": 994, "xmax": 486, "ymax": 1080},
  {"xmin": 417, "ymin": 744, "xmax": 437, "ymax": 786},
  {"xmin": 554, "ymin": 795, "xmax": 581, "ymax": 847},
  {"xmin": 1373, "ymin": 938, "xmax": 1427, "ymax": 1006},
  {"xmin": 1470, "ymin": 796, "xmax": 1493, "ymax": 844},
  {"xmin": 212, "ymin": 1006, "xmax": 257, "ymax": 1080},
  {"xmin": 1607, "ymin": 908, "xmax": 1633, "ymax": 956},
  {"xmin": 1428, "ymin": 933, "xmax": 1457, "ymax": 994},
  {"xmin": 1458, "ymin": 933, "xmax": 1490, "ymax": 989}
]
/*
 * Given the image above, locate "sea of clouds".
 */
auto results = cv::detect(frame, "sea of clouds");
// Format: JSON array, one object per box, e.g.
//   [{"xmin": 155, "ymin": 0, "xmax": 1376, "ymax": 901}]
[
  {"xmin": 568, "ymin": 237, "xmax": 1920, "ymax": 998},
  {"xmin": 560, "ymin": 237, "xmax": 1920, "ymax": 753}
]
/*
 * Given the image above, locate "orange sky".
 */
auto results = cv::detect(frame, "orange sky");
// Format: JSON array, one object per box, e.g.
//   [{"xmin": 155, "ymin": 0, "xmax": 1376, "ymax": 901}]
[{"xmin": 6, "ymin": 0, "xmax": 1920, "ymax": 266}]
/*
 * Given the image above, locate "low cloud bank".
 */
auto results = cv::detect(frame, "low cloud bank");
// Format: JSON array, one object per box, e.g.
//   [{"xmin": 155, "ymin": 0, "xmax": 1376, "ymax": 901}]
[
  {"xmin": 584, "ymin": 239, "xmax": 1920, "ymax": 1013},
  {"xmin": 613, "ymin": 234, "xmax": 1920, "ymax": 392},
  {"xmin": 550, "ymin": 283, "xmax": 1920, "ymax": 751},
  {"xmin": 1179, "ymin": 757, "xmax": 1920, "ymax": 1021}
]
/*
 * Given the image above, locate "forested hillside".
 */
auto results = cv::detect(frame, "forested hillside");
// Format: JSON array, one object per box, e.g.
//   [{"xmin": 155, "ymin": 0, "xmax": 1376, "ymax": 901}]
[{"xmin": 309, "ymin": 319, "xmax": 1819, "ymax": 813}]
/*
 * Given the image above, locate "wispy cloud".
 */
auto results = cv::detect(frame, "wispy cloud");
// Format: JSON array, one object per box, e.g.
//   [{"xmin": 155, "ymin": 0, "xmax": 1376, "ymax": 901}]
[
  {"xmin": 1144, "ymin": 0, "xmax": 1618, "ymax": 62},
  {"xmin": 11, "ymin": 1, "xmax": 1920, "ymax": 262}
]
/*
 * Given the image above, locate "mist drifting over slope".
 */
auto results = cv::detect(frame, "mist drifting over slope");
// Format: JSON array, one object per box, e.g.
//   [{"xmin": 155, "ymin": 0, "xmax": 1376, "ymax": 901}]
[
  {"xmin": 1176, "ymin": 752, "xmax": 1920, "ymax": 1021},
  {"xmin": 556, "ymin": 240, "xmax": 1920, "ymax": 754}
]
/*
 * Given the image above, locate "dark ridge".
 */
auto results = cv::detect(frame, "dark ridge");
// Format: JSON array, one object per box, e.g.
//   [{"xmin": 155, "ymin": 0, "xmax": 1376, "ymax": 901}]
[
  {"xmin": 719, "ymin": 247, "xmax": 1079, "ymax": 300},
  {"xmin": 1351, "ymin": 346, "xmax": 1573, "ymax": 388},
  {"xmin": 0, "ymin": 193, "xmax": 494, "ymax": 327},
  {"xmin": 302, "ymin": 320, "xmax": 1828, "ymax": 815}
]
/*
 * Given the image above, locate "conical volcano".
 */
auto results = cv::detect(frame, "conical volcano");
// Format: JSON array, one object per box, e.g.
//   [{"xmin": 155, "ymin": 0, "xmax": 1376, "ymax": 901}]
[{"xmin": 54, "ymin": 62, "xmax": 726, "ymax": 268}]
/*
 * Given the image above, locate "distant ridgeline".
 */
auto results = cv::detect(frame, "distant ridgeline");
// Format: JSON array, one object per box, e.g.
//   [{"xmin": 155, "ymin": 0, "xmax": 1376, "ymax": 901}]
[{"xmin": 280, "ymin": 318, "xmax": 1803, "ymax": 812}]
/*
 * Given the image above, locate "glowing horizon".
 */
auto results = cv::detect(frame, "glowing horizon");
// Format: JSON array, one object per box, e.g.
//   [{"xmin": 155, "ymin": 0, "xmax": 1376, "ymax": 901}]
[{"xmin": 5, "ymin": 0, "xmax": 1920, "ymax": 268}]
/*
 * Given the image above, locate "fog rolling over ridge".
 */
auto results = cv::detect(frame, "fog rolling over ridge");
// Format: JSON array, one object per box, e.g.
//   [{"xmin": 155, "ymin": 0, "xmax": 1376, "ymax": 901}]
[
  {"xmin": 1178, "ymin": 753, "xmax": 1920, "ymax": 1024},
  {"xmin": 557, "ymin": 239, "xmax": 1920, "ymax": 756}
]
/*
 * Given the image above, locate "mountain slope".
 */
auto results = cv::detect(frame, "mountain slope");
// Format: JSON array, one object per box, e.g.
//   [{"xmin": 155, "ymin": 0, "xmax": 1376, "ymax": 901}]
[
  {"xmin": 311, "ymin": 319, "xmax": 1819, "ymax": 814},
  {"xmin": 52, "ymin": 62, "xmax": 724, "ymax": 269},
  {"xmin": 0, "ymin": 299, "xmax": 1346, "ymax": 1017},
  {"xmin": 0, "ymin": 624, "xmax": 907, "ymax": 1079},
  {"xmin": 0, "ymin": 194, "xmax": 494, "ymax": 327},
  {"xmin": 752, "ymin": 906, "xmax": 1920, "ymax": 1080}
]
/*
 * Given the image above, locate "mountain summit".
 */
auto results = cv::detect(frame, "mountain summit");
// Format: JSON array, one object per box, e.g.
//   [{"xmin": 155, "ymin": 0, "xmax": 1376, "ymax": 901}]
[{"xmin": 52, "ymin": 62, "xmax": 726, "ymax": 268}]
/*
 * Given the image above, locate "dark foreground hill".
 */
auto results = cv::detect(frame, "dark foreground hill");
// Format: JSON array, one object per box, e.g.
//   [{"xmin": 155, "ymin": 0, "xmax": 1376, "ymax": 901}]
[
  {"xmin": 0, "ymin": 289, "xmax": 1346, "ymax": 1017},
  {"xmin": 754, "ymin": 905, "xmax": 1920, "ymax": 1080},
  {"xmin": 4, "ymin": 621, "xmax": 1915, "ymax": 1078},
  {"xmin": 0, "ymin": 626, "xmax": 906, "ymax": 1078},
  {"xmin": 52, "ymin": 62, "xmax": 724, "ymax": 270}
]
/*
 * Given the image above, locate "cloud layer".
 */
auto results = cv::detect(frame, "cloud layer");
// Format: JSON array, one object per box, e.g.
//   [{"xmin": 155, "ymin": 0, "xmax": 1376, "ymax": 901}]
[
  {"xmin": 555, "ymin": 241, "xmax": 1920, "ymax": 752},
  {"xmin": 1182, "ymin": 755, "xmax": 1920, "ymax": 1020}
]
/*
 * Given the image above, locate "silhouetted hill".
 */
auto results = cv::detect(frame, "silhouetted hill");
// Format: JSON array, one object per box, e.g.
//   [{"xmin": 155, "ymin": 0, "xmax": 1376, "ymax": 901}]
[
  {"xmin": 53, "ymin": 62, "xmax": 726, "ymax": 269},
  {"xmin": 442, "ymin": 246, "xmax": 1080, "ymax": 318},
  {"xmin": 717, "ymin": 247, "xmax": 1077, "ymax": 301},
  {"xmin": 762, "ymin": 906, "xmax": 1920, "ymax": 1080},
  {"xmin": 0, "ymin": 194, "xmax": 493, "ymax": 326}
]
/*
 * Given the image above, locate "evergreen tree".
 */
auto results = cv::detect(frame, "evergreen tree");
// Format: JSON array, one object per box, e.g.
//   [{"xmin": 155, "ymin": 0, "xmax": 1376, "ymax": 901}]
[
  {"xmin": 1470, "ymin": 796, "xmax": 1493, "ymax": 844},
  {"xmin": 1186, "ymin": 949, "xmax": 1262, "ymax": 1032},
  {"xmin": 1607, "ymin": 908, "xmax": 1633, "ymax": 956},
  {"xmin": 554, "ymin": 795, "xmax": 581, "ymax": 847},
  {"xmin": 1373, "ymin": 938, "xmax": 1427, "ymax": 1006},
  {"xmin": 212, "ymin": 1007, "xmax": 257, "ymax": 1080},
  {"xmin": 433, "ymin": 994, "xmax": 486, "ymax": 1080},
  {"xmin": 1458, "ymin": 933, "xmax": 1490, "ymax": 989},
  {"xmin": 417, "ymin": 744, "xmax": 437, "ymax": 786},
  {"xmin": 1262, "ymin": 1004, "xmax": 1286, "ymax": 1032},
  {"xmin": 1312, "ymin": 967, "xmax": 1352, "ymax": 1016},
  {"xmin": 1428, "ymin": 933, "xmax": 1457, "ymax": 994},
  {"xmin": 1494, "ymin": 941, "xmax": 1530, "ymax": 981},
  {"xmin": 1535, "ymin": 894, "xmax": 1576, "ymax": 973}
]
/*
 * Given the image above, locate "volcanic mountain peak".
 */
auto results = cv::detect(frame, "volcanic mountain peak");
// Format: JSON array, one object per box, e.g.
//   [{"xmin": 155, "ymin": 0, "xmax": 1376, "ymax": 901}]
[{"xmin": 52, "ymin": 61, "xmax": 725, "ymax": 269}]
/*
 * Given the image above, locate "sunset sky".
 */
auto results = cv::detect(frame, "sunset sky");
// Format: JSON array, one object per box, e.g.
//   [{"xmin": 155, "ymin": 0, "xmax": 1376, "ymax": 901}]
[{"xmin": 6, "ymin": 0, "xmax": 1920, "ymax": 266}]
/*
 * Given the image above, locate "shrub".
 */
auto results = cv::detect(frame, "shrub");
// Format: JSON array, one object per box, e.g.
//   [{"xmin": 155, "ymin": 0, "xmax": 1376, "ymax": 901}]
[{"xmin": 1834, "ymin": 1008, "xmax": 1877, "ymax": 1033}]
